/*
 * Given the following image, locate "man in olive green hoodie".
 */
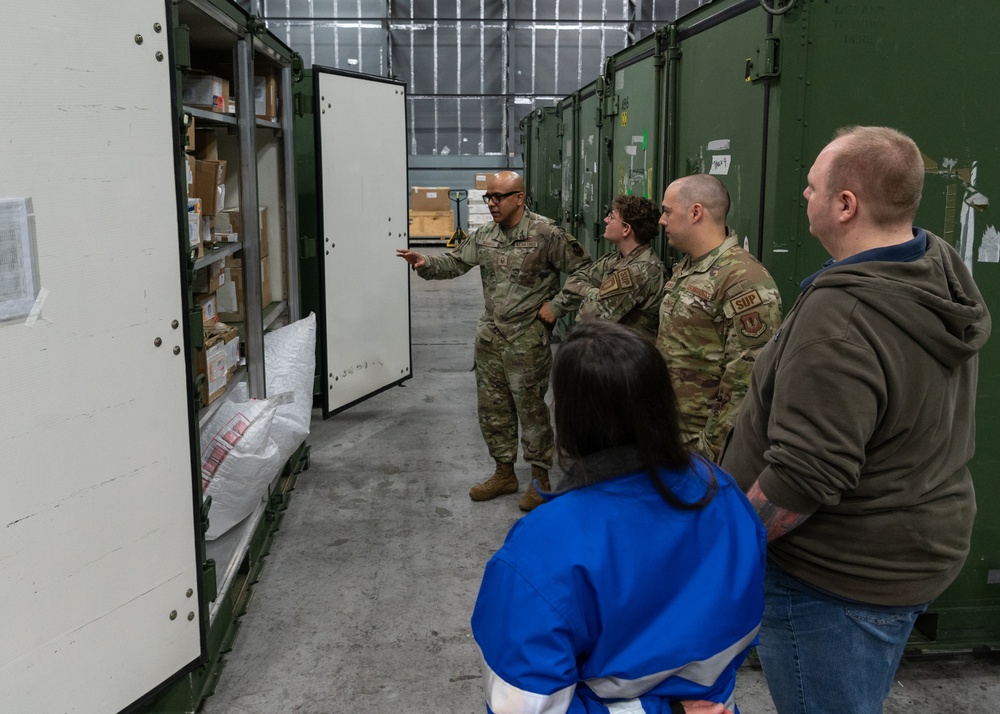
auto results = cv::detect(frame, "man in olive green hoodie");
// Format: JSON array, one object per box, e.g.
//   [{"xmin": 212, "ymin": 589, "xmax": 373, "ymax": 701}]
[{"xmin": 721, "ymin": 126, "xmax": 991, "ymax": 714}]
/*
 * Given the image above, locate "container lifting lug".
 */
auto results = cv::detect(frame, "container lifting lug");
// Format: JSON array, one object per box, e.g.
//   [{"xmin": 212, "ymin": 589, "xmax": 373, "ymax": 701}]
[
  {"xmin": 248, "ymin": 16, "xmax": 267, "ymax": 37},
  {"xmin": 290, "ymin": 52, "xmax": 305, "ymax": 82}
]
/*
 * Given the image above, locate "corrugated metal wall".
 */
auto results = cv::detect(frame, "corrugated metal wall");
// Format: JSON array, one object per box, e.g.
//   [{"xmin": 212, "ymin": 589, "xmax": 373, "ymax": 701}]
[{"xmin": 255, "ymin": 0, "xmax": 709, "ymax": 161}]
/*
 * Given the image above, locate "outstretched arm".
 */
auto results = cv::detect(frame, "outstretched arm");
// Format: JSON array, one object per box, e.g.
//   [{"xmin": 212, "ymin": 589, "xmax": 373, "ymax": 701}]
[{"xmin": 396, "ymin": 248, "xmax": 426, "ymax": 268}]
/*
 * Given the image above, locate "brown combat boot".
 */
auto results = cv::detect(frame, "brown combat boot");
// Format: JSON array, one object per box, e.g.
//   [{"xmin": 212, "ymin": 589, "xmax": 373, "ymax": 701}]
[
  {"xmin": 469, "ymin": 461, "xmax": 519, "ymax": 501},
  {"xmin": 518, "ymin": 465, "xmax": 551, "ymax": 512}
]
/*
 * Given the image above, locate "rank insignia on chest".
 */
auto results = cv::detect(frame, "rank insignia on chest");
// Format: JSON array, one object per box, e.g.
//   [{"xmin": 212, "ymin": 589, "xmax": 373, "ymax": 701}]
[
  {"xmin": 739, "ymin": 311, "xmax": 766, "ymax": 338},
  {"xmin": 497, "ymin": 254, "xmax": 509, "ymax": 267},
  {"xmin": 729, "ymin": 289, "xmax": 763, "ymax": 314}
]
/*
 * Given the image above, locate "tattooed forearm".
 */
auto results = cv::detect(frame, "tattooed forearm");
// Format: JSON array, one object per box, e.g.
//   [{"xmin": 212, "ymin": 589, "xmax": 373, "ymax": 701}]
[{"xmin": 746, "ymin": 481, "xmax": 809, "ymax": 542}]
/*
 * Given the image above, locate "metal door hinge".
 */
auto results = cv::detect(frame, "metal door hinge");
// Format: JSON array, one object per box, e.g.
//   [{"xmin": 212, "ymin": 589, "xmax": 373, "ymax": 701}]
[
  {"xmin": 174, "ymin": 24, "xmax": 191, "ymax": 70},
  {"xmin": 190, "ymin": 307, "xmax": 205, "ymax": 350},
  {"xmin": 293, "ymin": 91, "xmax": 313, "ymax": 117},
  {"xmin": 299, "ymin": 235, "xmax": 317, "ymax": 259},
  {"xmin": 745, "ymin": 35, "xmax": 781, "ymax": 83}
]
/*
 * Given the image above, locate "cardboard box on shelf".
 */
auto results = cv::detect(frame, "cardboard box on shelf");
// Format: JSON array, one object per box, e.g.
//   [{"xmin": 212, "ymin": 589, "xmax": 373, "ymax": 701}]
[
  {"xmin": 409, "ymin": 210, "xmax": 455, "ymax": 237},
  {"xmin": 214, "ymin": 210, "xmax": 237, "ymax": 234},
  {"xmin": 216, "ymin": 257, "xmax": 244, "ymax": 322},
  {"xmin": 185, "ymin": 154, "xmax": 197, "ymax": 196},
  {"xmin": 211, "ymin": 210, "xmax": 236, "ymax": 243},
  {"xmin": 260, "ymin": 256, "xmax": 272, "ymax": 306},
  {"xmin": 467, "ymin": 190, "xmax": 492, "ymax": 228},
  {"xmin": 410, "ymin": 187, "xmax": 451, "ymax": 212},
  {"xmin": 192, "ymin": 159, "xmax": 226, "ymax": 215},
  {"xmin": 474, "ymin": 173, "xmax": 489, "ymax": 189},
  {"xmin": 196, "ymin": 329, "xmax": 228, "ymax": 406},
  {"xmin": 221, "ymin": 324, "xmax": 240, "ymax": 377},
  {"xmin": 194, "ymin": 129, "xmax": 218, "ymax": 161},
  {"xmin": 215, "ymin": 255, "xmax": 274, "ymax": 322},
  {"xmin": 187, "ymin": 197, "xmax": 203, "ymax": 259},
  {"xmin": 254, "ymin": 68, "xmax": 279, "ymax": 121},
  {"xmin": 196, "ymin": 292, "xmax": 217, "ymax": 325},
  {"xmin": 212, "ymin": 230, "xmax": 238, "ymax": 244},
  {"xmin": 182, "ymin": 74, "xmax": 230, "ymax": 113},
  {"xmin": 219, "ymin": 207, "xmax": 268, "ymax": 255},
  {"xmin": 192, "ymin": 259, "xmax": 226, "ymax": 294},
  {"xmin": 185, "ymin": 115, "xmax": 195, "ymax": 153}
]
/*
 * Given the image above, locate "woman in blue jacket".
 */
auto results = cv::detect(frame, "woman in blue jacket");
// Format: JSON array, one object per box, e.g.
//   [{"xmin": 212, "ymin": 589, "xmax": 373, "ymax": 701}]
[{"xmin": 471, "ymin": 321, "xmax": 766, "ymax": 714}]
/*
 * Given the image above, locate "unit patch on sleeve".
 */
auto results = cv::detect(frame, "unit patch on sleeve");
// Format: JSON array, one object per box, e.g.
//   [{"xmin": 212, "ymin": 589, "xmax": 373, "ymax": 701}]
[
  {"xmin": 599, "ymin": 273, "xmax": 621, "ymax": 297},
  {"xmin": 615, "ymin": 268, "xmax": 634, "ymax": 289},
  {"xmin": 729, "ymin": 289, "xmax": 763, "ymax": 314},
  {"xmin": 739, "ymin": 311, "xmax": 767, "ymax": 338}
]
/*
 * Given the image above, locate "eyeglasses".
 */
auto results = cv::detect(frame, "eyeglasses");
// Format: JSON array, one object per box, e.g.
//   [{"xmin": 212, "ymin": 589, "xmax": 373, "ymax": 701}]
[
  {"xmin": 483, "ymin": 191, "xmax": 522, "ymax": 205},
  {"xmin": 605, "ymin": 212, "xmax": 630, "ymax": 228}
]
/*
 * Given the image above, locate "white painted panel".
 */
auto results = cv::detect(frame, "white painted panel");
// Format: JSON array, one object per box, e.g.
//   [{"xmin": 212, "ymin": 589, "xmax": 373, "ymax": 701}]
[
  {"xmin": 0, "ymin": 2, "xmax": 202, "ymax": 712},
  {"xmin": 317, "ymin": 70, "xmax": 411, "ymax": 414}
]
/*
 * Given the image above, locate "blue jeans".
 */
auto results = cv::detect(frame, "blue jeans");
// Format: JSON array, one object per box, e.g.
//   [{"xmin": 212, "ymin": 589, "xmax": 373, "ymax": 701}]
[{"xmin": 758, "ymin": 562, "xmax": 926, "ymax": 714}]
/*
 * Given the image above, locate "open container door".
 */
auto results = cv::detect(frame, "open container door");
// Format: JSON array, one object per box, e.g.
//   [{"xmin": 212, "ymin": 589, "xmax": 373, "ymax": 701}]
[
  {"xmin": 0, "ymin": 2, "xmax": 205, "ymax": 712},
  {"xmin": 314, "ymin": 68, "xmax": 412, "ymax": 417}
]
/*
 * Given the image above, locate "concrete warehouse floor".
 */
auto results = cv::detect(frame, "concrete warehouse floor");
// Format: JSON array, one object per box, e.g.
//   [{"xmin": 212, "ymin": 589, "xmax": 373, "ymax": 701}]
[{"xmin": 203, "ymin": 247, "xmax": 1000, "ymax": 713}]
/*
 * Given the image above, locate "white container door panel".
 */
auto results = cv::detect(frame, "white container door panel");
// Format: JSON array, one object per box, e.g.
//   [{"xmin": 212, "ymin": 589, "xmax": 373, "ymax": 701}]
[
  {"xmin": 0, "ymin": 2, "xmax": 204, "ymax": 712},
  {"xmin": 315, "ymin": 69, "xmax": 412, "ymax": 416}
]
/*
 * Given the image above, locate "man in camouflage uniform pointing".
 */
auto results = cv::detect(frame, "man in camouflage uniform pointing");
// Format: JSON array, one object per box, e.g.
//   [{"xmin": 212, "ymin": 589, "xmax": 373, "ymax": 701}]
[
  {"xmin": 657, "ymin": 174, "xmax": 782, "ymax": 461},
  {"xmin": 539, "ymin": 194, "xmax": 665, "ymax": 340},
  {"xmin": 397, "ymin": 171, "xmax": 591, "ymax": 510}
]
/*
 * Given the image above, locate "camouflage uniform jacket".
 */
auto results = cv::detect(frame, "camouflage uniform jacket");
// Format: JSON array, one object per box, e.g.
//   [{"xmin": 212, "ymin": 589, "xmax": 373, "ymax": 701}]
[
  {"xmin": 657, "ymin": 230, "xmax": 782, "ymax": 461},
  {"xmin": 416, "ymin": 210, "xmax": 591, "ymax": 339},
  {"xmin": 548, "ymin": 243, "xmax": 666, "ymax": 339}
]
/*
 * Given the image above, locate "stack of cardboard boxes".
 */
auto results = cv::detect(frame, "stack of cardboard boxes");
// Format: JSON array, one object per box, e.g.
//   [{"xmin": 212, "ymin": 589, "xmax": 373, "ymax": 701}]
[
  {"xmin": 408, "ymin": 187, "xmax": 454, "ymax": 238},
  {"xmin": 182, "ymin": 66, "xmax": 278, "ymax": 408},
  {"xmin": 182, "ymin": 66, "xmax": 279, "ymax": 121},
  {"xmin": 184, "ymin": 122, "xmax": 227, "ymax": 259},
  {"xmin": 196, "ymin": 321, "xmax": 241, "ymax": 407},
  {"xmin": 467, "ymin": 173, "xmax": 492, "ymax": 232},
  {"xmin": 193, "ymin": 268, "xmax": 240, "ymax": 407},
  {"xmin": 215, "ymin": 208, "xmax": 272, "ymax": 322}
]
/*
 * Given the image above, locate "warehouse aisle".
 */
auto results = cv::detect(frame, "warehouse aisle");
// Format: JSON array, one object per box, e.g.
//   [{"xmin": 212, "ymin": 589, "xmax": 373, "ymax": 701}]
[{"xmin": 203, "ymin": 248, "xmax": 999, "ymax": 713}]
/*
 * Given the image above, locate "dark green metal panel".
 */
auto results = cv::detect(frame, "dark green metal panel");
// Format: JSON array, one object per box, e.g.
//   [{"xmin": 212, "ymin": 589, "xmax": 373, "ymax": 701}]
[
  {"xmin": 672, "ymin": 1, "xmax": 770, "ymax": 260},
  {"xmin": 292, "ymin": 68, "xmax": 323, "ymax": 398},
  {"xmin": 607, "ymin": 32, "xmax": 664, "ymax": 203},
  {"xmin": 674, "ymin": 0, "xmax": 1000, "ymax": 649},
  {"xmin": 557, "ymin": 93, "xmax": 578, "ymax": 233},
  {"xmin": 529, "ymin": 0, "xmax": 1000, "ymax": 650},
  {"xmin": 522, "ymin": 106, "xmax": 562, "ymax": 220},
  {"xmin": 577, "ymin": 82, "xmax": 610, "ymax": 258},
  {"xmin": 782, "ymin": 0, "xmax": 1000, "ymax": 649}
]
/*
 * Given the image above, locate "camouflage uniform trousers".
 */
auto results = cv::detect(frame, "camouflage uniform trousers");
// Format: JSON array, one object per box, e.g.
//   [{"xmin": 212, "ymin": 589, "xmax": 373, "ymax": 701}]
[{"xmin": 473, "ymin": 318, "xmax": 553, "ymax": 469}]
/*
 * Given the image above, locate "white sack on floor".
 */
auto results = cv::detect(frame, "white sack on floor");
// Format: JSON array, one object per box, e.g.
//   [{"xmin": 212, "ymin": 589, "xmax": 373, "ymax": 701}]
[
  {"xmin": 201, "ymin": 383, "xmax": 283, "ymax": 539},
  {"xmin": 200, "ymin": 313, "xmax": 316, "ymax": 540},
  {"xmin": 264, "ymin": 312, "xmax": 316, "ymax": 460}
]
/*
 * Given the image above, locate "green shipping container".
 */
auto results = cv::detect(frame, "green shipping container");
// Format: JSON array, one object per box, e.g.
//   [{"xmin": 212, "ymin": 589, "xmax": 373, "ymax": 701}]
[{"xmin": 525, "ymin": 0, "xmax": 1000, "ymax": 650}]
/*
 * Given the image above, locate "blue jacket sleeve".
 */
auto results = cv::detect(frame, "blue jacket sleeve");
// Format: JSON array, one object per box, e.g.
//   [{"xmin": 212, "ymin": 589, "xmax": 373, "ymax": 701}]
[{"xmin": 471, "ymin": 556, "xmax": 584, "ymax": 714}]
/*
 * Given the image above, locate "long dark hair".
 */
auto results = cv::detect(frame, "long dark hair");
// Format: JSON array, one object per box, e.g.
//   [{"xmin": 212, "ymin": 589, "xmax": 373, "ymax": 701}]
[{"xmin": 552, "ymin": 321, "xmax": 716, "ymax": 509}]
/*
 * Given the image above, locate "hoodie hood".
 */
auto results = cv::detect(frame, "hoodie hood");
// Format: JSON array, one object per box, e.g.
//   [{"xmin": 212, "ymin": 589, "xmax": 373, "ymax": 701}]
[{"xmin": 808, "ymin": 231, "xmax": 990, "ymax": 368}]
